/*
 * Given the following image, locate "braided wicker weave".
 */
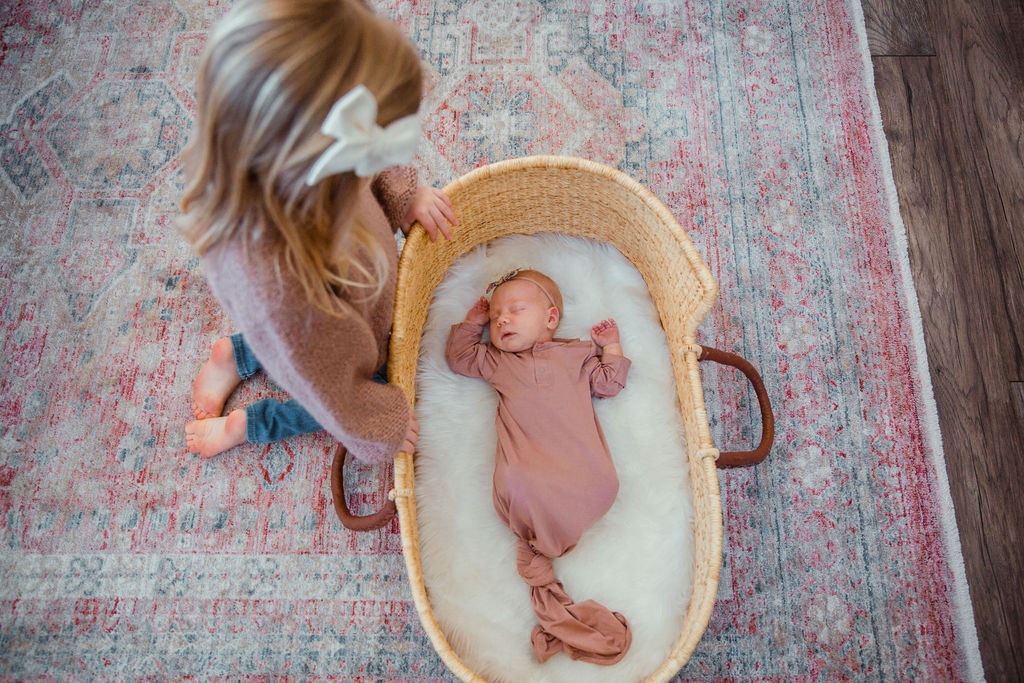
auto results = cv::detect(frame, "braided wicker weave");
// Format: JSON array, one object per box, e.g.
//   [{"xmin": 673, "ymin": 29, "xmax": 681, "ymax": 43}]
[{"xmin": 388, "ymin": 155, "xmax": 725, "ymax": 680}]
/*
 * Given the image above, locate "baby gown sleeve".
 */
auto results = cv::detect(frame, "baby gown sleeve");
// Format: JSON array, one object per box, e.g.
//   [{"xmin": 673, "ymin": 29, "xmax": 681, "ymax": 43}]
[
  {"xmin": 444, "ymin": 321, "xmax": 498, "ymax": 380},
  {"xmin": 585, "ymin": 345, "xmax": 631, "ymax": 398}
]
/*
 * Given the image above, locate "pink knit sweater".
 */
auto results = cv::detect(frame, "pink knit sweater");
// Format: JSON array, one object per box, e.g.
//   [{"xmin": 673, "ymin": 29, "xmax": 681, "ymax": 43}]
[{"xmin": 202, "ymin": 167, "xmax": 418, "ymax": 463}]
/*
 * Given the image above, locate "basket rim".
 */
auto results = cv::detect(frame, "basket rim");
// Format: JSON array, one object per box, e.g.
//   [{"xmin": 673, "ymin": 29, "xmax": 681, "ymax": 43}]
[{"xmin": 437, "ymin": 154, "xmax": 718, "ymax": 330}]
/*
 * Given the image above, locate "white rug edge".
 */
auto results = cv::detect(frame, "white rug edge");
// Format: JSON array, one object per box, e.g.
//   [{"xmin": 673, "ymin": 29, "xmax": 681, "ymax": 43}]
[{"xmin": 850, "ymin": 2, "xmax": 985, "ymax": 680}]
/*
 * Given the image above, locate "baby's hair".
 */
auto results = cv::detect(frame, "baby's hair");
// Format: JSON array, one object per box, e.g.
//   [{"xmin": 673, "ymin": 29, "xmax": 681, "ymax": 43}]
[
  {"xmin": 179, "ymin": 0, "xmax": 423, "ymax": 315},
  {"xmin": 491, "ymin": 269, "xmax": 563, "ymax": 317}
]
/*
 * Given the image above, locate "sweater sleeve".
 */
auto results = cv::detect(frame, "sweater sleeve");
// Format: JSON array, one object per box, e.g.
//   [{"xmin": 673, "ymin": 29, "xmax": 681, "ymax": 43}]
[
  {"xmin": 205, "ymin": 242, "xmax": 410, "ymax": 465},
  {"xmin": 371, "ymin": 165, "xmax": 418, "ymax": 233},
  {"xmin": 445, "ymin": 321, "xmax": 497, "ymax": 381},
  {"xmin": 585, "ymin": 344, "xmax": 631, "ymax": 399}
]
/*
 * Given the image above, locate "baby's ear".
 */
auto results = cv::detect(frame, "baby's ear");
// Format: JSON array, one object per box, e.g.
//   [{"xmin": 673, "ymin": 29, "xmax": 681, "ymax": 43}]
[{"xmin": 546, "ymin": 306, "xmax": 560, "ymax": 330}]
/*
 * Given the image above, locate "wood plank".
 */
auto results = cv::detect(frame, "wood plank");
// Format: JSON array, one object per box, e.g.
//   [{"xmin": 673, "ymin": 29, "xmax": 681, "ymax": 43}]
[
  {"xmin": 927, "ymin": 0, "xmax": 1024, "ymax": 346},
  {"xmin": 861, "ymin": 0, "xmax": 936, "ymax": 56},
  {"xmin": 1013, "ymin": 382, "xmax": 1024, "ymax": 446},
  {"xmin": 872, "ymin": 54, "xmax": 1024, "ymax": 680}
]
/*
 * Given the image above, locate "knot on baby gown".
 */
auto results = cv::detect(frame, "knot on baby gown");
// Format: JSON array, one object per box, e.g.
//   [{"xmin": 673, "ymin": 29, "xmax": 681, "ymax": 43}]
[{"xmin": 516, "ymin": 540, "xmax": 632, "ymax": 665}]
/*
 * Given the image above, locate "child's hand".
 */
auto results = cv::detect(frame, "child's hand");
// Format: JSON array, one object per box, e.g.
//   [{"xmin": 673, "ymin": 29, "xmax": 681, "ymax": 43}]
[
  {"xmin": 591, "ymin": 319, "xmax": 620, "ymax": 347},
  {"xmin": 401, "ymin": 185, "xmax": 456, "ymax": 241},
  {"xmin": 400, "ymin": 415, "xmax": 419, "ymax": 455},
  {"xmin": 466, "ymin": 296, "xmax": 490, "ymax": 326}
]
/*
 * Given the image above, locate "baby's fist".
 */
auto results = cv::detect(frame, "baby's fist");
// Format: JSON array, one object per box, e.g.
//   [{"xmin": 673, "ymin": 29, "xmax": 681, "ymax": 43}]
[
  {"xmin": 591, "ymin": 318, "xmax": 620, "ymax": 346},
  {"xmin": 466, "ymin": 296, "xmax": 490, "ymax": 325}
]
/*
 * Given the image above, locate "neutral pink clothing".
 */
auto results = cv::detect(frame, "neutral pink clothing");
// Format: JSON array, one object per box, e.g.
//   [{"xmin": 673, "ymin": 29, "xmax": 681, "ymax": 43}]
[
  {"xmin": 202, "ymin": 167, "xmax": 417, "ymax": 464},
  {"xmin": 446, "ymin": 321, "xmax": 633, "ymax": 665}
]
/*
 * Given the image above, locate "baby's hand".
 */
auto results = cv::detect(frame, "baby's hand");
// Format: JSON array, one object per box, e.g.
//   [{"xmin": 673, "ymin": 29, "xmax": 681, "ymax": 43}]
[
  {"xmin": 401, "ymin": 185, "xmax": 457, "ymax": 241},
  {"xmin": 466, "ymin": 296, "xmax": 490, "ymax": 325},
  {"xmin": 591, "ymin": 319, "xmax": 620, "ymax": 347}
]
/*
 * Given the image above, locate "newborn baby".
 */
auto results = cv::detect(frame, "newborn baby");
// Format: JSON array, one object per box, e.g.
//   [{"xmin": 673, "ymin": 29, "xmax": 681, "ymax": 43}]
[{"xmin": 445, "ymin": 268, "xmax": 632, "ymax": 665}]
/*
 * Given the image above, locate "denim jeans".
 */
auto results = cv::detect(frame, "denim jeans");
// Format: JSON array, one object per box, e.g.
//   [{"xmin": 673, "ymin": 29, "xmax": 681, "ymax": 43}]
[{"xmin": 230, "ymin": 333, "xmax": 388, "ymax": 444}]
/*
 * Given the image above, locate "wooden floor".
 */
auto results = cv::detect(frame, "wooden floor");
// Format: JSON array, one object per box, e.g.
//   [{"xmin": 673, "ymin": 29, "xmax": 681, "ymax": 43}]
[{"xmin": 863, "ymin": 0, "xmax": 1024, "ymax": 679}]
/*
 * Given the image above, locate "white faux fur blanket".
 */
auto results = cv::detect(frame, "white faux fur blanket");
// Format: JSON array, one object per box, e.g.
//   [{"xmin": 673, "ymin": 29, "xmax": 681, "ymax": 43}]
[{"xmin": 413, "ymin": 233, "xmax": 695, "ymax": 681}]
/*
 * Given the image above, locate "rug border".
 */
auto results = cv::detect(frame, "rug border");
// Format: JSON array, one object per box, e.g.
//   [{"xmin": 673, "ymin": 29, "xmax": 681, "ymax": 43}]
[{"xmin": 848, "ymin": 1, "xmax": 984, "ymax": 680}]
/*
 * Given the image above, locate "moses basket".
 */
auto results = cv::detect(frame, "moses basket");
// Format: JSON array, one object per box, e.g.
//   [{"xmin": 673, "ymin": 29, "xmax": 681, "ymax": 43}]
[{"xmin": 381, "ymin": 155, "xmax": 772, "ymax": 680}]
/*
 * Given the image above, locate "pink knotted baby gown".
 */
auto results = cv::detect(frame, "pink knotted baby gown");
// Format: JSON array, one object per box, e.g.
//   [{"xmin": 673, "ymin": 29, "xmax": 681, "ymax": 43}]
[{"xmin": 446, "ymin": 321, "xmax": 632, "ymax": 665}]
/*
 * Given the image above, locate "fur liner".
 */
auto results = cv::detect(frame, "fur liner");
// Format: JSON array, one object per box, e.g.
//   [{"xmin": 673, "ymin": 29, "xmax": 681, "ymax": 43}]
[{"xmin": 413, "ymin": 233, "xmax": 696, "ymax": 681}]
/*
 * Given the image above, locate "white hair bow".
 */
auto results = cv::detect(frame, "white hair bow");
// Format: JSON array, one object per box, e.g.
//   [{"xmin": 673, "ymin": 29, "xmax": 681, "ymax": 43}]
[{"xmin": 306, "ymin": 85, "xmax": 421, "ymax": 184}]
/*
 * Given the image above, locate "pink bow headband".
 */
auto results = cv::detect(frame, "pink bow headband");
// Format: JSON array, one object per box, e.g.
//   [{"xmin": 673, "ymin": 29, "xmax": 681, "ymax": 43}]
[{"xmin": 485, "ymin": 269, "xmax": 522, "ymax": 294}]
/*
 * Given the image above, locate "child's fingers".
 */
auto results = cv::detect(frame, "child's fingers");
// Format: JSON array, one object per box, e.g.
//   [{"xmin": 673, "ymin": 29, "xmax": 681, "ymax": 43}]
[
  {"xmin": 436, "ymin": 217, "xmax": 453, "ymax": 240},
  {"xmin": 401, "ymin": 417, "xmax": 419, "ymax": 453},
  {"xmin": 421, "ymin": 221, "xmax": 439, "ymax": 242},
  {"xmin": 418, "ymin": 211, "xmax": 448, "ymax": 242},
  {"xmin": 433, "ymin": 188, "xmax": 458, "ymax": 223},
  {"xmin": 429, "ymin": 198, "xmax": 456, "ymax": 239},
  {"xmin": 433, "ymin": 186, "xmax": 456, "ymax": 212},
  {"xmin": 429, "ymin": 206, "xmax": 453, "ymax": 240}
]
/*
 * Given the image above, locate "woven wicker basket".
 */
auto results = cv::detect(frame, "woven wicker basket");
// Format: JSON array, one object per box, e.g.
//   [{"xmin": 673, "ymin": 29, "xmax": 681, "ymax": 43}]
[{"xmin": 385, "ymin": 155, "xmax": 770, "ymax": 680}]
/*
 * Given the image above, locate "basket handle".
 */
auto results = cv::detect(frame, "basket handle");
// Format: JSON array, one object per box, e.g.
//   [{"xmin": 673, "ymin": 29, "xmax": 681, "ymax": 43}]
[
  {"xmin": 697, "ymin": 345, "xmax": 774, "ymax": 468},
  {"xmin": 330, "ymin": 443, "xmax": 397, "ymax": 531}
]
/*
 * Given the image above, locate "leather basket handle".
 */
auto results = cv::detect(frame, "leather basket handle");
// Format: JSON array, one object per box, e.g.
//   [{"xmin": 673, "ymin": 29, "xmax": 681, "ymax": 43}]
[
  {"xmin": 698, "ymin": 345, "xmax": 775, "ymax": 468},
  {"xmin": 330, "ymin": 444, "xmax": 397, "ymax": 531}
]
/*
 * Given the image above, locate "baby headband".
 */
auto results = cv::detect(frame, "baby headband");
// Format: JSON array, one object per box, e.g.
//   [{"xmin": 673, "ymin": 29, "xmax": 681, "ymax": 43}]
[
  {"xmin": 306, "ymin": 84, "xmax": 421, "ymax": 184},
  {"xmin": 486, "ymin": 269, "xmax": 558, "ymax": 309}
]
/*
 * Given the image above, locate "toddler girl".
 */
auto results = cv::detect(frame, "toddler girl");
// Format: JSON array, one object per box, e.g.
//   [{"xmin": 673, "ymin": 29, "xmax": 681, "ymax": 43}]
[
  {"xmin": 445, "ymin": 269, "xmax": 633, "ymax": 665},
  {"xmin": 179, "ymin": 0, "xmax": 455, "ymax": 463}
]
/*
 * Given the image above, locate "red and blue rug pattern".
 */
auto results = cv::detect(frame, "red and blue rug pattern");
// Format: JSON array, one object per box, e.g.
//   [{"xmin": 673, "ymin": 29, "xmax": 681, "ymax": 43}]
[{"xmin": 0, "ymin": 0, "xmax": 981, "ymax": 679}]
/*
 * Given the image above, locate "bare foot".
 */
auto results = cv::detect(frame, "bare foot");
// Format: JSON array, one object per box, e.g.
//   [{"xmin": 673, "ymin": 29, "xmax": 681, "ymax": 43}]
[
  {"xmin": 192, "ymin": 336, "xmax": 242, "ymax": 419},
  {"xmin": 185, "ymin": 409, "xmax": 247, "ymax": 458}
]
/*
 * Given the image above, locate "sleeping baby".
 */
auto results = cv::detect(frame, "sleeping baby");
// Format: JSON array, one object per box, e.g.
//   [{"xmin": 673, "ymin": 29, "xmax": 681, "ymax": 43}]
[{"xmin": 445, "ymin": 268, "xmax": 632, "ymax": 665}]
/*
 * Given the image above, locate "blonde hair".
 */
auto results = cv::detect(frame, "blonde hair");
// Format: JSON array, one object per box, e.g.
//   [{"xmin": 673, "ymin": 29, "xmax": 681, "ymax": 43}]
[{"xmin": 179, "ymin": 0, "xmax": 423, "ymax": 314}]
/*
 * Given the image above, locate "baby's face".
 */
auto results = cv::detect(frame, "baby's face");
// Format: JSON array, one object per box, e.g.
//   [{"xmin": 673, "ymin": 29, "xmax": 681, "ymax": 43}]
[{"xmin": 488, "ymin": 280, "xmax": 558, "ymax": 352}]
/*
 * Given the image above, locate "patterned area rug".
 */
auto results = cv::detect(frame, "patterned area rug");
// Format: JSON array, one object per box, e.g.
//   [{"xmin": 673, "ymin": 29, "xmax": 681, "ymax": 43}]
[{"xmin": 0, "ymin": 0, "xmax": 982, "ymax": 680}]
